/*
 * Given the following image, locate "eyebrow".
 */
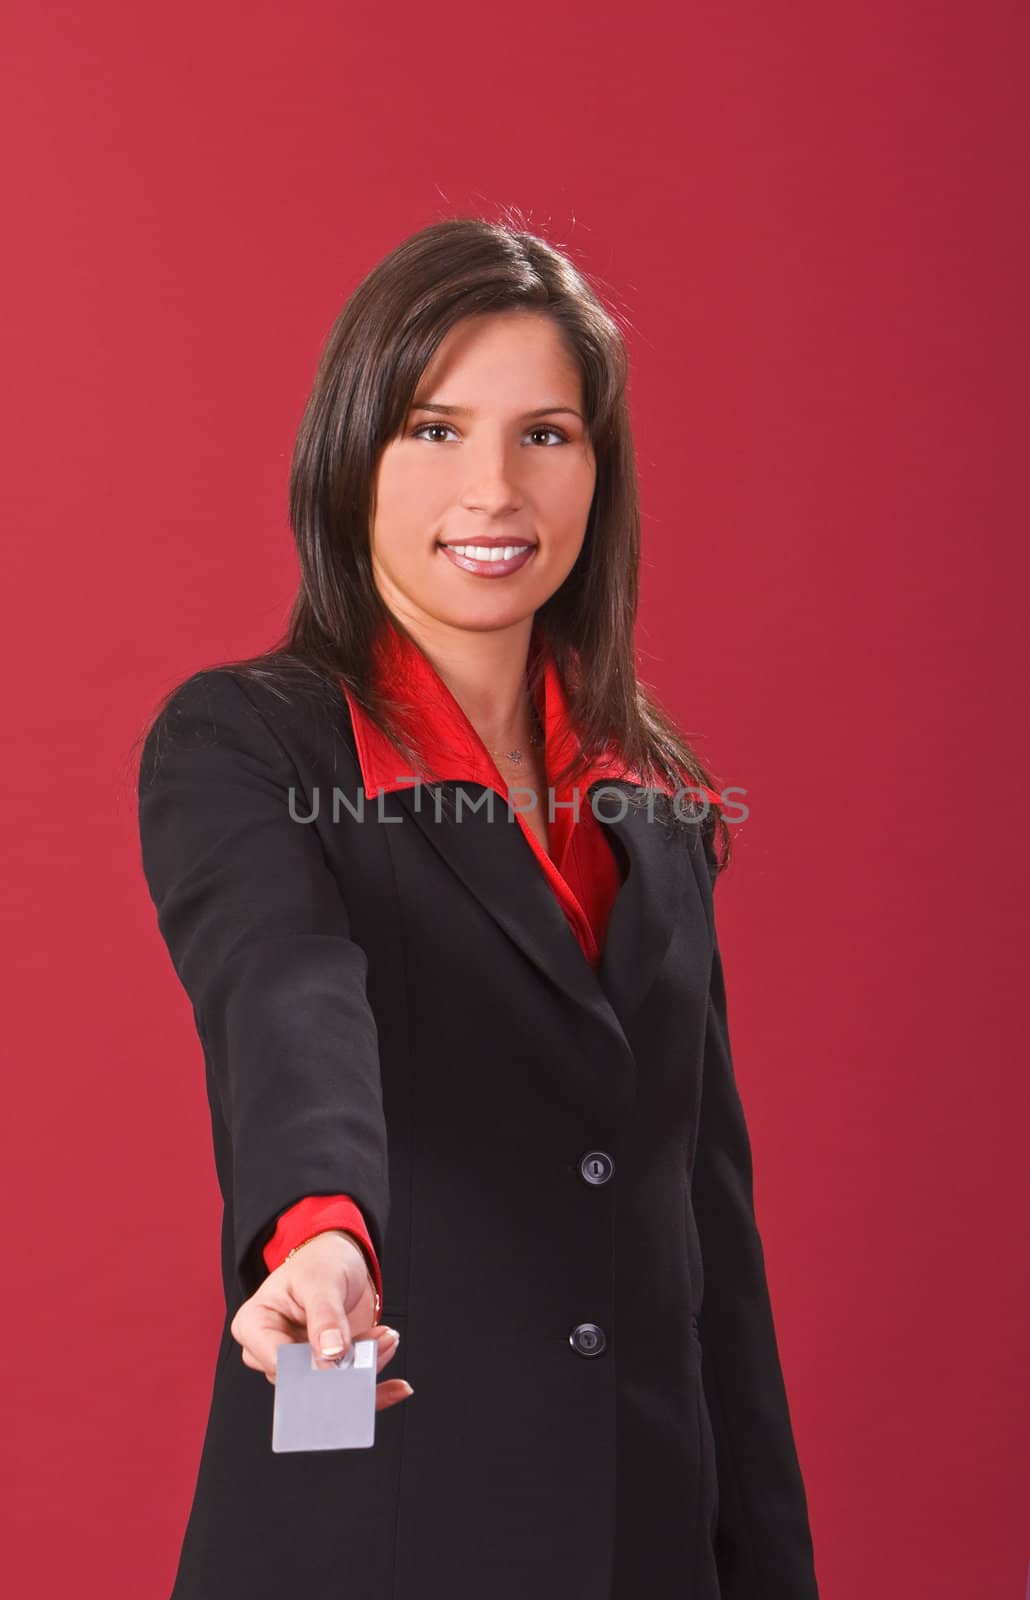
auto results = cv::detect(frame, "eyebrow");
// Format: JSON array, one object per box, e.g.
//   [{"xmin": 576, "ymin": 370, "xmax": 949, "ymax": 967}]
[{"xmin": 409, "ymin": 398, "xmax": 584, "ymax": 422}]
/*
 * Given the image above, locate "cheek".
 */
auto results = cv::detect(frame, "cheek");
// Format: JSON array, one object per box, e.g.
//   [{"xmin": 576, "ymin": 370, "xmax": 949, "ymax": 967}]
[
  {"xmin": 540, "ymin": 465, "xmax": 595, "ymax": 553},
  {"xmin": 547, "ymin": 526, "xmax": 588, "ymax": 586},
  {"xmin": 375, "ymin": 456, "xmax": 426, "ymax": 523},
  {"xmin": 558, "ymin": 451, "xmax": 597, "ymax": 523},
  {"xmin": 370, "ymin": 460, "xmax": 443, "ymax": 567}
]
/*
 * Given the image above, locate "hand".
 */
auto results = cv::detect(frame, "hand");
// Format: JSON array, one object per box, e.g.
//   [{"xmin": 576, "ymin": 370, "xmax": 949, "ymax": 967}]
[{"xmin": 229, "ymin": 1230, "xmax": 413, "ymax": 1410}]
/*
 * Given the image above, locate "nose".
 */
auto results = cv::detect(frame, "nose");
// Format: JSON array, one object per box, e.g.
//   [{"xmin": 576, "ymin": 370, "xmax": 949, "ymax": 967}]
[{"xmin": 457, "ymin": 438, "xmax": 525, "ymax": 516}]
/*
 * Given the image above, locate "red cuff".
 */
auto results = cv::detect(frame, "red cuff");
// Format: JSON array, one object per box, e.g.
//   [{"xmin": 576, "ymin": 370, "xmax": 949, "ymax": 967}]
[{"xmin": 262, "ymin": 1195, "xmax": 383, "ymax": 1310}]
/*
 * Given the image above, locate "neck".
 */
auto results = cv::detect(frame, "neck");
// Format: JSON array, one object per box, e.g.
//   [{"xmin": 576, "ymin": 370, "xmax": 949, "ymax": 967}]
[{"xmin": 386, "ymin": 612, "xmax": 539, "ymax": 751}]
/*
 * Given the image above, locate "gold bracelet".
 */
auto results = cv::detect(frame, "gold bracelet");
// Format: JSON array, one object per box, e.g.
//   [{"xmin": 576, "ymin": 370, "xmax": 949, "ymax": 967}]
[{"xmin": 284, "ymin": 1230, "xmax": 382, "ymax": 1323}]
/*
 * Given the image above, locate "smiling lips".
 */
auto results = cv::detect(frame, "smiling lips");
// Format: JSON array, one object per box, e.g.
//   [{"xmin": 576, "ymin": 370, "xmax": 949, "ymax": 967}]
[{"xmin": 437, "ymin": 541, "xmax": 537, "ymax": 577}]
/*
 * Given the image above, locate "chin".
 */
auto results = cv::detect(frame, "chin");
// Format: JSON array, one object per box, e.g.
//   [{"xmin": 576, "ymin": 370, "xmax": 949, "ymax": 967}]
[{"xmin": 433, "ymin": 598, "xmax": 539, "ymax": 634}]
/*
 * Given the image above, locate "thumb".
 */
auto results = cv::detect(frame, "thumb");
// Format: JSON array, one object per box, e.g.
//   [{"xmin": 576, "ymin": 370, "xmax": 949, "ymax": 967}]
[{"xmin": 305, "ymin": 1289, "xmax": 353, "ymax": 1368}]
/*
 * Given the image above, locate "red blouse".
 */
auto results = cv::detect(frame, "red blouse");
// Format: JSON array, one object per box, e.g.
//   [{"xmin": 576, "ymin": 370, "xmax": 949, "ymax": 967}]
[{"xmin": 260, "ymin": 621, "xmax": 721, "ymax": 1307}]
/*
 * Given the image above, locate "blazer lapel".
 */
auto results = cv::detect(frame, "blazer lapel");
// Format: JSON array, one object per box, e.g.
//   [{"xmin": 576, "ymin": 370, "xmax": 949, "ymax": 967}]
[
  {"xmin": 592, "ymin": 781, "xmax": 695, "ymax": 1026},
  {"xmin": 388, "ymin": 778, "xmax": 693, "ymax": 1118}
]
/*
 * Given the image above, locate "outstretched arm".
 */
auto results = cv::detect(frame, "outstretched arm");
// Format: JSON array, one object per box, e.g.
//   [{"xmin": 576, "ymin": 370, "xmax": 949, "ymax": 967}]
[{"xmin": 137, "ymin": 668, "xmax": 389, "ymax": 1305}]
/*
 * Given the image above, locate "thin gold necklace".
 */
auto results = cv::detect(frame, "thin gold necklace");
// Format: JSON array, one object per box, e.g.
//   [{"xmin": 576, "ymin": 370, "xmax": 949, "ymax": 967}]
[{"xmin": 486, "ymin": 698, "xmax": 544, "ymax": 766}]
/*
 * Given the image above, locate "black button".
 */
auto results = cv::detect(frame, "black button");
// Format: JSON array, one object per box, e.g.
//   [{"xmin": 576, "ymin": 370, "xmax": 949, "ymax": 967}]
[
  {"xmin": 578, "ymin": 1150, "xmax": 614, "ymax": 1185},
  {"xmin": 570, "ymin": 1322, "xmax": 607, "ymax": 1357}
]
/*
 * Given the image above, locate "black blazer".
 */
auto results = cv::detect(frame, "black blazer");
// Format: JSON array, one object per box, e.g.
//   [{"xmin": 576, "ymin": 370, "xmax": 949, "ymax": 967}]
[{"xmin": 138, "ymin": 662, "xmax": 819, "ymax": 1600}]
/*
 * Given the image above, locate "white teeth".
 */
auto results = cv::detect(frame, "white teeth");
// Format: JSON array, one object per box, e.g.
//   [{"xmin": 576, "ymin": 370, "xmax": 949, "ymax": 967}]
[{"xmin": 445, "ymin": 544, "xmax": 531, "ymax": 561}]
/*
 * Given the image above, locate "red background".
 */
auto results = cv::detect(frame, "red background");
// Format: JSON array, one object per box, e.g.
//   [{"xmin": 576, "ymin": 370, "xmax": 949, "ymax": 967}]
[{"xmin": 2, "ymin": 3, "xmax": 1026, "ymax": 1595}]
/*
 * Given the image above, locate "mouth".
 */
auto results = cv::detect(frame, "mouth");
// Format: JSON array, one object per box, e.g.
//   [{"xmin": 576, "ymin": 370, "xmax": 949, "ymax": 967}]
[{"xmin": 436, "ymin": 540, "xmax": 537, "ymax": 578}]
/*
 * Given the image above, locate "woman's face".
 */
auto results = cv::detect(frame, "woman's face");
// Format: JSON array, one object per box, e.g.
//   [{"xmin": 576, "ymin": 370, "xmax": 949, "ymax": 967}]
[{"xmin": 369, "ymin": 310, "xmax": 596, "ymax": 637}]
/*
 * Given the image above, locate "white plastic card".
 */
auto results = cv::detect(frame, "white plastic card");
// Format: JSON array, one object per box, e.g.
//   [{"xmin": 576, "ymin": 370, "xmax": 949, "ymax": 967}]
[{"xmin": 271, "ymin": 1338, "xmax": 377, "ymax": 1452}]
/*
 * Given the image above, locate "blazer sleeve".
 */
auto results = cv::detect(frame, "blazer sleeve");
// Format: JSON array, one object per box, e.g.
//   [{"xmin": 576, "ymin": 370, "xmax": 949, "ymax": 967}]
[
  {"xmin": 137, "ymin": 667, "xmax": 389, "ymax": 1304},
  {"xmin": 692, "ymin": 830, "xmax": 819, "ymax": 1599}
]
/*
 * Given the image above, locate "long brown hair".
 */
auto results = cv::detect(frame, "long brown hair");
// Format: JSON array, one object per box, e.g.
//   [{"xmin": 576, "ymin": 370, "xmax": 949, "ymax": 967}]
[{"xmin": 133, "ymin": 214, "xmax": 731, "ymax": 870}]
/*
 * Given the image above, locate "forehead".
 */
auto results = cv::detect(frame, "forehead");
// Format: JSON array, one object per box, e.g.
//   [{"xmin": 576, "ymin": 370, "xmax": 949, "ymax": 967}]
[{"xmin": 415, "ymin": 312, "xmax": 582, "ymax": 399}]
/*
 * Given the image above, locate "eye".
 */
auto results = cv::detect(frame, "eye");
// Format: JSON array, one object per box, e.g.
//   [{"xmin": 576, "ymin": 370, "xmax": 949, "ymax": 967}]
[
  {"xmin": 408, "ymin": 423, "xmax": 570, "ymax": 445},
  {"xmin": 410, "ymin": 422, "xmax": 459, "ymax": 443}
]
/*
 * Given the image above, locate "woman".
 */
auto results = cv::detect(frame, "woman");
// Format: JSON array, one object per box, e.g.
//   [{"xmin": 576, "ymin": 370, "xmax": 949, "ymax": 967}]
[{"xmin": 137, "ymin": 217, "xmax": 819, "ymax": 1599}]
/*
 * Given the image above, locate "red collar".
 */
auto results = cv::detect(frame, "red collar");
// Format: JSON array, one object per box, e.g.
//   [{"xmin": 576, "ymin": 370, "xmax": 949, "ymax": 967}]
[{"xmin": 340, "ymin": 619, "xmax": 719, "ymax": 810}]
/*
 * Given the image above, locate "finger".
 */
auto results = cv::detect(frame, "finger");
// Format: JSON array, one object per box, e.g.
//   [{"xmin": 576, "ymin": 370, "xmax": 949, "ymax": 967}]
[
  {"xmin": 238, "ymin": 1312, "xmax": 398, "ymax": 1385},
  {"xmin": 244, "ymin": 1333, "xmax": 411, "ymax": 1397},
  {"xmin": 231, "ymin": 1295, "xmax": 308, "ymax": 1371},
  {"xmin": 374, "ymin": 1378, "xmax": 415, "ymax": 1413},
  {"xmin": 240, "ymin": 1334, "xmax": 295, "ymax": 1382},
  {"xmin": 344, "ymin": 1277, "xmax": 379, "ymax": 1338},
  {"xmin": 306, "ymin": 1294, "xmax": 354, "ymax": 1369},
  {"xmin": 372, "ymin": 1328, "xmax": 401, "ymax": 1373},
  {"xmin": 319, "ymin": 1326, "xmax": 400, "ymax": 1377}
]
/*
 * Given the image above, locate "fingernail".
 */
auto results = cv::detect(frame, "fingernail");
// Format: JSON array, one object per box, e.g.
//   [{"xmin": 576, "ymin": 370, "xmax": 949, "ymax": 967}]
[
  {"xmin": 403, "ymin": 1382, "xmax": 414, "ymax": 1395},
  {"xmin": 384, "ymin": 1327, "xmax": 400, "ymax": 1342},
  {"xmin": 319, "ymin": 1330, "xmax": 345, "ymax": 1357}
]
